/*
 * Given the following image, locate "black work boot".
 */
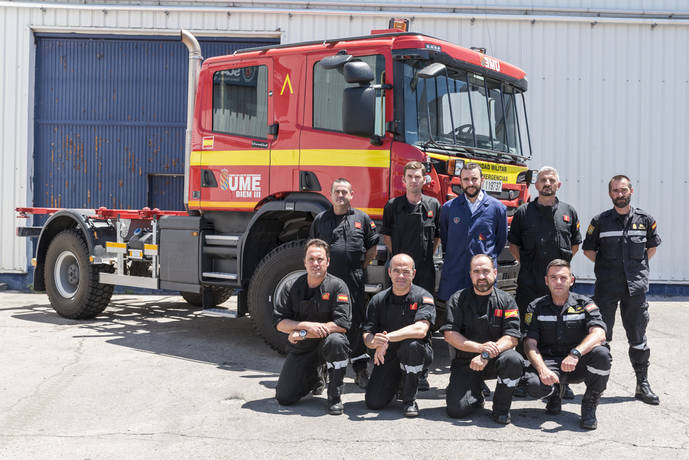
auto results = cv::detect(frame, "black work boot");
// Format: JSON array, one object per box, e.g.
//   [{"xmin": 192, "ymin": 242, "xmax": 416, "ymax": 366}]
[
  {"xmin": 354, "ymin": 364, "xmax": 369, "ymax": 389},
  {"xmin": 580, "ymin": 387, "xmax": 602, "ymax": 430},
  {"xmin": 403, "ymin": 400, "xmax": 419, "ymax": 418},
  {"xmin": 513, "ymin": 378, "xmax": 528, "ymax": 398},
  {"xmin": 634, "ymin": 365, "xmax": 659, "ymax": 405},
  {"xmin": 312, "ymin": 364, "xmax": 327, "ymax": 396},
  {"xmin": 545, "ymin": 384, "xmax": 562, "ymax": 415},
  {"xmin": 417, "ymin": 368, "xmax": 430, "ymax": 391},
  {"xmin": 327, "ymin": 368, "xmax": 346, "ymax": 415}
]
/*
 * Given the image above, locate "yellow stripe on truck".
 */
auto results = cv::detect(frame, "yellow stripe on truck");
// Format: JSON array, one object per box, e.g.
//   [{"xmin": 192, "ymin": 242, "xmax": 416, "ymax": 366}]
[
  {"xmin": 427, "ymin": 152, "xmax": 527, "ymax": 183},
  {"xmin": 300, "ymin": 149, "xmax": 389, "ymax": 168},
  {"xmin": 191, "ymin": 149, "xmax": 390, "ymax": 168}
]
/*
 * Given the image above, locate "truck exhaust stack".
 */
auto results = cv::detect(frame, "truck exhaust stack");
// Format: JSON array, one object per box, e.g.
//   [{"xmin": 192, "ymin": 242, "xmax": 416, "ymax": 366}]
[{"xmin": 181, "ymin": 30, "xmax": 202, "ymax": 209}]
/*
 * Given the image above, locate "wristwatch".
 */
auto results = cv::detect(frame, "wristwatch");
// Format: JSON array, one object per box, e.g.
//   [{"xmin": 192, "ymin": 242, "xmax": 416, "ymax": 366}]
[
  {"xmin": 299, "ymin": 330, "xmax": 307, "ymax": 338},
  {"xmin": 480, "ymin": 351, "xmax": 490, "ymax": 360},
  {"xmin": 569, "ymin": 348, "xmax": 582, "ymax": 359}
]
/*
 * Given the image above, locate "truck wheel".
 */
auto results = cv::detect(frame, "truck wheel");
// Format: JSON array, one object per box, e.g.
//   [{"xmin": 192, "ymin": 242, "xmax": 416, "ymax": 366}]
[
  {"xmin": 180, "ymin": 287, "xmax": 233, "ymax": 307},
  {"xmin": 44, "ymin": 229, "xmax": 114, "ymax": 319},
  {"xmin": 248, "ymin": 240, "xmax": 307, "ymax": 354}
]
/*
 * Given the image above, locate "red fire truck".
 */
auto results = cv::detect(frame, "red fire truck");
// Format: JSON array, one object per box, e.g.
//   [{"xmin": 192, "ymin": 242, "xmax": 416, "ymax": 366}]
[{"xmin": 17, "ymin": 23, "xmax": 533, "ymax": 352}]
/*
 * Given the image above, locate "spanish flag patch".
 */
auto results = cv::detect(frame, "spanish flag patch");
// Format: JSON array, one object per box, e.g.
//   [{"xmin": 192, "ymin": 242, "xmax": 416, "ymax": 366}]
[
  {"xmin": 321, "ymin": 293, "xmax": 330, "ymax": 300},
  {"xmin": 504, "ymin": 309, "xmax": 518, "ymax": 319},
  {"xmin": 651, "ymin": 221, "xmax": 657, "ymax": 231},
  {"xmin": 370, "ymin": 221, "xmax": 376, "ymax": 229},
  {"xmin": 422, "ymin": 296, "xmax": 434, "ymax": 305},
  {"xmin": 584, "ymin": 303, "xmax": 598, "ymax": 313},
  {"xmin": 337, "ymin": 294, "xmax": 349, "ymax": 302}
]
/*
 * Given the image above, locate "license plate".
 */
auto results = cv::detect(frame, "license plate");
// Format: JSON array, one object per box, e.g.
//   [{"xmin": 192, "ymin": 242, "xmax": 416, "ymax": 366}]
[{"xmin": 482, "ymin": 179, "xmax": 503, "ymax": 192}]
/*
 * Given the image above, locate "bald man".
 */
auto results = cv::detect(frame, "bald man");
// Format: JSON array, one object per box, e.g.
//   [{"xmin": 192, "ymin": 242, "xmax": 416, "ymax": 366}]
[{"xmin": 362, "ymin": 254, "xmax": 436, "ymax": 417}]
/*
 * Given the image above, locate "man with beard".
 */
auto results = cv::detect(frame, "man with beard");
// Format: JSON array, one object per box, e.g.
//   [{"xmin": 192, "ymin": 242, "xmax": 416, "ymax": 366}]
[
  {"xmin": 438, "ymin": 163, "xmax": 508, "ymax": 303},
  {"xmin": 582, "ymin": 175, "xmax": 662, "ymax": 405},
  {"xmin": 363, "ymin": 254, "xmax": 436, "ymax": 417},
  {"xmin": 508, "ymin": 166, "xmax": 582, "ymax": 329},
  {"xmin": 310, "ymin": 178, "xmax": 378, "ymax": 388},
  {"xmin": 508, "ymin": 166, "xmax": 582, "ymax": 398},
  {"xmin": 441, "ymin": 254, "xmax": 522, "ymax": 424},
  {"xmin": 273, "ymin": 239, "xmax": 352, "ymax": 415}
]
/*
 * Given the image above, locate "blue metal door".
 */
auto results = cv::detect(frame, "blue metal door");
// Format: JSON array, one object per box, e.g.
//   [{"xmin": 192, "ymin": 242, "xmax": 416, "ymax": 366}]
[{"xmin": 33, "ymin": 34, "xmax": 279, "ymax": 211}]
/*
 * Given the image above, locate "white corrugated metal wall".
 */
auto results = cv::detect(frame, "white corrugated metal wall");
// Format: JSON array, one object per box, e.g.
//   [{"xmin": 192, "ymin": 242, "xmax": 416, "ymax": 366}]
[{"xmin": 0, "ymin": 1, "xmax": 687, "ymax": 285}]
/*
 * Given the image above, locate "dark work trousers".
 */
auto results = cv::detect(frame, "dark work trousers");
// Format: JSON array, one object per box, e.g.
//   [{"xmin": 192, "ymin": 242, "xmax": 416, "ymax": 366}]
[
  {"xmin": 276, "ymin": 333, "xmax": 350, "ymax": 405},
  {"xmin": 341, "ymin": 269, "xmax": 370, "ymax": 372},
  {"xmin": 446, "ymin": 349, "xmax": 523, "ymax": 418},
  {"xmin": 365, "ymin": 339, "xmax": 433, "ymax": 408},
  {"xmin": 595, "ymin": 290, "xmax": 650, "ymax": 367},
  {"xmin": 525, "ymin": 345, "xmax": 611, "ymax": 398}
]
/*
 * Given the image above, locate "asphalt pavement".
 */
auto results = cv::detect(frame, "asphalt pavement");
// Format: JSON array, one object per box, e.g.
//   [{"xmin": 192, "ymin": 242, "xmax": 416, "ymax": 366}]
[{"xmin": 1, "ymin": 292, "xmax": 688, "ymax": 459}]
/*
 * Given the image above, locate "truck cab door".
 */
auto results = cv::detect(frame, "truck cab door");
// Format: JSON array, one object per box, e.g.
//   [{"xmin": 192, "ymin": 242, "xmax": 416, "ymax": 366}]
[
  {"xmin": 196, "ymin": 58, "xmax": 273, "ymax": 212},
  {"xmin": 299, "ymin": 52, "xmax": 391, "ymax": 220}
]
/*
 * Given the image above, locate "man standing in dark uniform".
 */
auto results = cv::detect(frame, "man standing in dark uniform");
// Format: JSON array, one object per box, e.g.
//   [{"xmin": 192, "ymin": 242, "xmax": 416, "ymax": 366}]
[
  {"xmin": 310, "ymin": 178, "xmax": 378, "ymax": 388},
  {"xmin": 273, "ymin": 239, "xmax": 352, "ymax": 415},
  {"xmin": 583, "ymin": 174, "xmax": 662, "ymax": 405},
  {"xmin": 508, "ymin": 166, "xmax": 582, "ymax": 327},
  {"xmin": 442, "ymin": 254, "xmax": 522, "ymax": 424},
  {"xmin": 524, "ymin": 259, "xmax": 611, "ymax": 430},
  {"xmin": 362, "ymin": 254, "xmax": 436, "ymax": 417},
  {"xmin": 380, "ymin": 160, "xmax": 440, "ymax": 295},
  {"xmin": 508, "ymin": 166, "xmax": 581, "ymax": 399},
  {"xmin": 381, "ymin": 161, "xmax": 439, "ymax": 391}
]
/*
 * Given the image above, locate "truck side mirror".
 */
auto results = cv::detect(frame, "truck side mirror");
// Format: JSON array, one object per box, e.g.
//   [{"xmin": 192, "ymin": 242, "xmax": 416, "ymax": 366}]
[{"xmin": 342, "ymin": 61, "xmax": 375, "ymax": 137}]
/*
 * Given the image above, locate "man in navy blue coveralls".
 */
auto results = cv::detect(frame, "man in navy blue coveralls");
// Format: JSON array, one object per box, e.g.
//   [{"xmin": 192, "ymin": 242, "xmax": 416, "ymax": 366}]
[{"xmin": 438, "ymin": 163, "xmax": 507, "ymax": 303}]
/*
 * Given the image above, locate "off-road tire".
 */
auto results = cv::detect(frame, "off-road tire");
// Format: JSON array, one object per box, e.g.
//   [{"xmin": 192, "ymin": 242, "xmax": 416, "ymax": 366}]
[
  {"xmin": 180, "ymin": 287, "xmax": 234, "ymax": 307},
  {"xmin": 44, "ymin": 229, "xmax": 114, "ymax": 319},
  {"xmin": 248, "ymin": 240, "xmax": 307, "ymax": 354}
]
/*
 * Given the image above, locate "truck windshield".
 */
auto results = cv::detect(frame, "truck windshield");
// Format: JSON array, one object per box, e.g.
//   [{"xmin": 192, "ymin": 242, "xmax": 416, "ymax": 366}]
[{"xmin": 401, "ymin": 60, "xmax": 530, "ymax": 158}]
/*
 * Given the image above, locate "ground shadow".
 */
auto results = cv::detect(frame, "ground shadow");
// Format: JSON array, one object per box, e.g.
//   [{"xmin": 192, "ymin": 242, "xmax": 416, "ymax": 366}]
[{"xmin": 9, "ymin": 297, "xmax": 283, "ymax": 375}]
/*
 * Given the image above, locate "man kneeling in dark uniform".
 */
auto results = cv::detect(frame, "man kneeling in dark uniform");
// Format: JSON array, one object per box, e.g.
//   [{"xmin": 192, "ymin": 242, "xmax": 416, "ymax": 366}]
[
  {"xmin": 441, "ymin": 254, "xmax": 523, "ymax": 424},
  {"xmin": 524, "ymin": 259, "xmax": 611, "ymax": 429},
  {"xmin": 362, "ymin": 254, "xmax": 436, "ymax": 417},
  {"xmin": 273, "ymin": 239, "xmax": 352, "ymax": 415}
]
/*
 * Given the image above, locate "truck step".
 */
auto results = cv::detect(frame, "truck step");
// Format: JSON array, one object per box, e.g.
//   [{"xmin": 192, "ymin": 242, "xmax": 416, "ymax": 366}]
[
  {"xmin": 202, "ymin": 272, "xmax": 238, "ymax": 280},
  {"xmin": 204, "ymin": 234, "xmax": 240, "ymax": 246},
  {"xmin": 196, "ymin": 307, "xmax": 238, "ymax": 318}
]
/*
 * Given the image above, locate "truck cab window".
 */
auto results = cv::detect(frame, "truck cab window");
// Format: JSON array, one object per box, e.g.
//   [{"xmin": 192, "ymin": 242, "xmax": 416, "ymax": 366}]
[
  {"xmin": 313, "ymin": 54, "xmax": 385, "ymax": 135},
  {"xmin": 212, "ymin": 65, "xmax": 268, "ymax": 139}
]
